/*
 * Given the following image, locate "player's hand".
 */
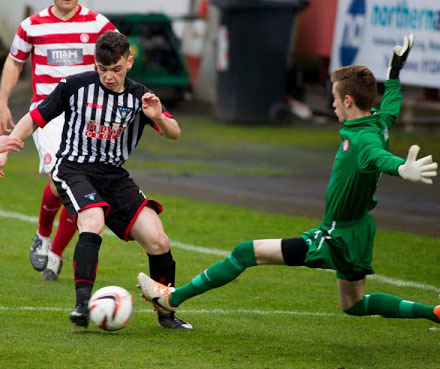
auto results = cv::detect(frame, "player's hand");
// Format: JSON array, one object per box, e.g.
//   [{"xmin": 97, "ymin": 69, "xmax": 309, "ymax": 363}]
[
  {"xmin": 0, "ymin": 104, "xmax": 15, "ymax": 134},
  {"xmin": 387, "ymin": 34, "xmax": 414, "ymax": 79},
  {"xmin": 0, "ymin": 152, "xmax": 8, "ymax": 179},
  {"xmin": 141, "ymin": 92, "xmax": 162, "ymax": 122},
  {"xmin": 0, "ymin": 135, "xmax": 23, "ymax": 153},
  {"xmin": 398, "ymin": 145, "xmax": 438, "ymax": 184}
]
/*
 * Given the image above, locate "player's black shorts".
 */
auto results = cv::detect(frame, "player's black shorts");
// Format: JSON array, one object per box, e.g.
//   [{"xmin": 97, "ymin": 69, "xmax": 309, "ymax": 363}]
[{"xmin": 51, "ymin": 159, "xmax": 162, "ymax": 241}]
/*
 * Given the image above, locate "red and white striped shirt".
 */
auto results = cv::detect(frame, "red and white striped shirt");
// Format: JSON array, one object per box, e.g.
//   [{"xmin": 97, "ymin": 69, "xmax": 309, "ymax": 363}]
[{"xmin": 9, "ymin": 5, "xmax": 116, "ymax": 102}]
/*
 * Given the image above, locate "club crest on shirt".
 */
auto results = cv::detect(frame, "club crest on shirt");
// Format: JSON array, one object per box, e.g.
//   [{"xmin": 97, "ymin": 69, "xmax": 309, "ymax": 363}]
[
  {"xmin": 85, "ymin": 193, "xmax": 96, "ymax": 201},
  {"xmin": 80, "ymin": 33, "xmax": 89, "ymax": 43},
  {"xmin": 343, "ymin": 139, "xmax": 350, "ymax": 152},
  {"xmin": 85, "ymin": 120, "xmax": 123, "ymax": 140},
  {"xmin": 86, "ymin": 102, "xmax": 104, "ymax": 110},
  {"xmin": 118, "ymin": 107, "xmax": 132, "ymax": 120}
]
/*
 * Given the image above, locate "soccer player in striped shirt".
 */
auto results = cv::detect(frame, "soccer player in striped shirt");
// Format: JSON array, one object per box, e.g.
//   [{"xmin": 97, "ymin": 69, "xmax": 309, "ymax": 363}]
[
  {"xmin": 1, "ymin": 31, "xmax": 192, "ymax": 330},
  {"xmin": 0, "ymin": 0, "xmax": 116, "ymax": 281},
  {"xmin": 137, "ymin": 35, "xmax": 440, "ymax": 328}
]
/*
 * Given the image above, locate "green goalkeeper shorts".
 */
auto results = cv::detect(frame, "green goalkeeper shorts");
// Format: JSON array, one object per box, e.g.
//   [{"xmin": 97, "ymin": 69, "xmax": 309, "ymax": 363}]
[{"xmin": 301, "ymin": 214, "xmax": 376, "ymax": 280}]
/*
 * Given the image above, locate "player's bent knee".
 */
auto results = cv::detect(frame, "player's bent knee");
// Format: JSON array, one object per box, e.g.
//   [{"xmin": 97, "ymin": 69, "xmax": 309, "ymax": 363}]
[
  {"xmin": 142, "ymin": 232, "xmax": 170, "ymax": 254},
  {"xmin": 77, "ymin": 207, "xmax": 105, "ymax": 235},
  {"xmin": 77, "ymin": 218, "xmax": 105, "ymax": 235},
  {"xmin": 343, "ymin": 299, "xmax": 366, "ymax": 316},
  {"xmin": 156, "ymin": 233, "xmax": 170, "ymax": 253}
]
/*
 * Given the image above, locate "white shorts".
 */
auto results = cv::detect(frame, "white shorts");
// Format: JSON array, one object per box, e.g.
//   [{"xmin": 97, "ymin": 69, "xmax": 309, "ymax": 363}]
[{"xmin": 31, "ymin": 102, "xmax": 64, "ymax": 174}]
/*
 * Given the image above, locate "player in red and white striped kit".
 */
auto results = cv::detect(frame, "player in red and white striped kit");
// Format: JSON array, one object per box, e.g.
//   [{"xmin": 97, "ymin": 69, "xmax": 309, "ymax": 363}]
[{"xmin": 0, "ymin": 0, "xmax": 116, "ymax": 280}]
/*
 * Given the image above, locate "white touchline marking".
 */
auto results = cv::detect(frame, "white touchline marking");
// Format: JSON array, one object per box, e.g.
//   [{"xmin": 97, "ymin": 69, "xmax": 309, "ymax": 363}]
[
  {"xmin": 0, "ymin": 210, "xmax": 39, "ymax": 223},
  {"xmin": 0, "ymin": 305, "xmax": 347, "ymax": 318},
  {"xmin": 170, "ymin": 240, "xmax": 230, "ymax": 257},
  {"xmin": 367, "ymin": 274, "xmax": 439, "ymax": 293},
  {"xmin": 175, "ymin": 309, "xmax": 344, "ymax": 317},
  {"xmin": 0, "ymin": 209, "xmax": 439, "ymax": 293}
]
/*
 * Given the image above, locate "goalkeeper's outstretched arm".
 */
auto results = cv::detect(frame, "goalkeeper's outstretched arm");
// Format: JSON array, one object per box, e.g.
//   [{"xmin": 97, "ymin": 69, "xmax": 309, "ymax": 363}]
[{"xmin": 387, "ymin": 34, "xmax": 414, "ymax": 79}]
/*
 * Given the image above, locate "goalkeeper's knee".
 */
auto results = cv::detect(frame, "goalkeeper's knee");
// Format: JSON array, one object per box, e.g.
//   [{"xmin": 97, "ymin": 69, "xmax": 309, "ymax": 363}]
[
  {"xmin": 199, "ymin": 241, "xmax": 257, "ymax": 289},
  {"xmin": 344, "ymin": 299, "xmax": 366, "ymax": 316},
  {"xmin": 230, "ymin": 241, "xmax": 258, "ymax": 271}
]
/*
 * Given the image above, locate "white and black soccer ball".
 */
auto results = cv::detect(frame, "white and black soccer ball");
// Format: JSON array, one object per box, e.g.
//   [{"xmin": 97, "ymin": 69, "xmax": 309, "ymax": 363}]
[{"xmin": 88, "ymin": 286, "xmax": 134, "ymax": 331}]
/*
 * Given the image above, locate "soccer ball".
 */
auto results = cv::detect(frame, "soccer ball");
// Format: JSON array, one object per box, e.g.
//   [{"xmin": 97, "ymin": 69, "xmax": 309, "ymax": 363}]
[{"xmin": 88, "ymin": 286, "xmax": 134, "ymax": 331}]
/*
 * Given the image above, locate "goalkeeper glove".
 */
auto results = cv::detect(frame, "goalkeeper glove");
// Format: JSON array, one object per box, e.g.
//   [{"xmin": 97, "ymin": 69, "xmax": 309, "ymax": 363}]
[
  {"xmin": 387, "ymin": 34, "xmax": 414, "ymax": 79},
  {"xmin": 398, "ymin": 145, "xmax": 438, "ymax": 184}
]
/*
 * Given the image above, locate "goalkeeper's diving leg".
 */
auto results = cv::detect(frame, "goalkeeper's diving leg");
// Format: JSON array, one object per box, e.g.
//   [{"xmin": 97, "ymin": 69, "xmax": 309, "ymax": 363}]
[{"xmin": 137, "ymin": 238, "xmax": 308, "ymax": 314}]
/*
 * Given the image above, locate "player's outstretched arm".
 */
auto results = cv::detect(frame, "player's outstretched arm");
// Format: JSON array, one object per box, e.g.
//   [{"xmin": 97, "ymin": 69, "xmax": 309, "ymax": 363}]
[
  {"xmin": 398, "ymin": 145, "xmax": 438, "ymax": 184},
  {"xmin": 387, "ymin": 34, "xmax": 414, "ymax": 79},
  {"xmin": 380, "ymin": 34, "xmax": 414, "ymax": 124},
  {"xmin": 141, "ymin": 92, "xmax": 181, "ymax": 139}
]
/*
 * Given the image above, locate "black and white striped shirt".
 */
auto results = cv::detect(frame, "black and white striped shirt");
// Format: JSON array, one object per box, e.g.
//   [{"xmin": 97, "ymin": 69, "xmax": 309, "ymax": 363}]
[{"xmin": 30, "ymin": 71, "xmax": 168, "ymax": 166}]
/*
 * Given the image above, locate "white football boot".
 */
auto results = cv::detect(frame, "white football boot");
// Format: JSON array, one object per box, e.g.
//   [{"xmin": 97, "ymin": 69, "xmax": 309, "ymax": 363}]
[
  {"xmin": 42, "ymin": 250, "xmax": 63, "ymax": 281},
  {"xmin": 137, "ymin": 272, "xmax": 176, "ymax": 315},
  {"xmin": 29, "ymin": 232, "xmax": 51, "ymax": 271},
  {"xmin": 137, "ymin": 272, "xmax": 193, "ymax": 329}
]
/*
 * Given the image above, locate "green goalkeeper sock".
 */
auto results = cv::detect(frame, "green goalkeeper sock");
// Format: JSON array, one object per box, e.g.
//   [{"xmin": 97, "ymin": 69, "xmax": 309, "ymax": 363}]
[
  {"xmin": 344, "ymin": 293, "xmax": 440, "ymax": 323},
  {"xmin": 170, "ymin": 241, "xmax": 257, "ymax": 307}
]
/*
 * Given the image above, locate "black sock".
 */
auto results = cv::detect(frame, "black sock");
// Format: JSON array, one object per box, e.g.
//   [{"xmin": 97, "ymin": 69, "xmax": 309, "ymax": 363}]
[
  {"xmin": 73, "ymin": 232, "xmax": 102, "ymax": 305},
  {"xmin": 148, "ymin": 250, "xmax": 175, "ymax": 286}
]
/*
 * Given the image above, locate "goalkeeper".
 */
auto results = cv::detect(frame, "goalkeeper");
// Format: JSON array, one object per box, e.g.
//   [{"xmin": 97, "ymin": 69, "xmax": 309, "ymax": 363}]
[{"xmin": 138, "ymin": 35, "xmax": 440, "ymax": 325}]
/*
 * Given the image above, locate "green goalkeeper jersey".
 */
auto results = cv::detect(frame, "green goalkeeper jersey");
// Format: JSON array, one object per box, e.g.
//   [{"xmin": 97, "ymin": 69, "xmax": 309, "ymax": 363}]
[{"xmin": 324, "ymin": 79, "xmax": 406, "ymax": 222}]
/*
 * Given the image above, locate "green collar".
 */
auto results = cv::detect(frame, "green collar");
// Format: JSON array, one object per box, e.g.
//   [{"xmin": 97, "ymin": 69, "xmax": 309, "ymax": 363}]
[{"xmin": 343, "ymin": 108, "xmax": 378, "ymax": 127}]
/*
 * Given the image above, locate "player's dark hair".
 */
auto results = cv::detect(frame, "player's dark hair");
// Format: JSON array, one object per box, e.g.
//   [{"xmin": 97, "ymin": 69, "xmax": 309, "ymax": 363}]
[
  {"xmin": 331, "ymin": 65, "xmax": 377, "ymax": 111},
  {"xmin": 95, "ymin": 31, "xmax": 130, "ymax": 65}
]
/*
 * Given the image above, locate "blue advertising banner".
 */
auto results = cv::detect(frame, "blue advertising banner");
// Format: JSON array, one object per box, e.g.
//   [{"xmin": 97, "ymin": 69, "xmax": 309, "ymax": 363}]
[{"xmin": 330, "ymin": 0, "xmax": 440, "ymax": 87}]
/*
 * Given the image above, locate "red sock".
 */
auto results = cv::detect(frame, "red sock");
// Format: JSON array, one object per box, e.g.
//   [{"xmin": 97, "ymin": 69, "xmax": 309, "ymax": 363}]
[
  {"xmin": 38, "ymin": 184, "xmax": 62, "ymax": 237},
  {"xmin": 51, "ymin": 207, "xmax": 77, "ymax": 257}
]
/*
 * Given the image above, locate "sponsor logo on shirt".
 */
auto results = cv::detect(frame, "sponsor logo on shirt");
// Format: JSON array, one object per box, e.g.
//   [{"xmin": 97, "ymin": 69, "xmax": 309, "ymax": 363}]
[
  {"xmin": 47, "ymin": 48, "xmax": 84, "ymax": 65},
  {"xmin": 85, "ymin": 120, "xmax": 123, "ymax": 140},
  {"xmin": 86, "ymin": 102, "xmax": 104, "ymax": 110},
  {"xmin": 343, "ymin": 139, "xmax": 350, "ymax": 152}
]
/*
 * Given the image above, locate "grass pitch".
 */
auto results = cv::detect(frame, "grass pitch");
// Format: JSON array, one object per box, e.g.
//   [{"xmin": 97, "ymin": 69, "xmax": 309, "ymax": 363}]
[{"xmin": 0, "ymin": 119, "xmax": 439, "ymax": 369}]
